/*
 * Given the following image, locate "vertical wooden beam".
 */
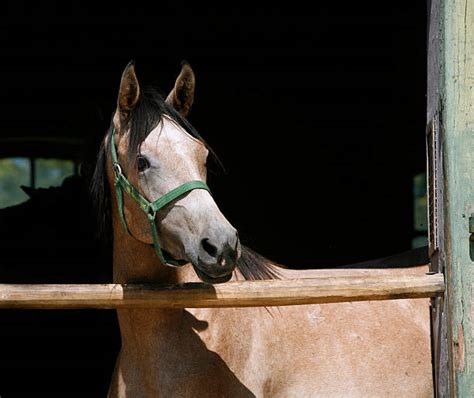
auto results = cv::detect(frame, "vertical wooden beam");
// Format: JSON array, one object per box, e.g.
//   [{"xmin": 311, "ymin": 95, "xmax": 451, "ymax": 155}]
[
  {"xmin": 428, "ymin": 4, "xmax": 449, "ymax": 396},
  {"xmin": 443, "ymin": 0, "xmax": 474, "ymax": 393},
  {"xmin": 429, "ymin": 0, "xmax": 474, "ymax": 395}
]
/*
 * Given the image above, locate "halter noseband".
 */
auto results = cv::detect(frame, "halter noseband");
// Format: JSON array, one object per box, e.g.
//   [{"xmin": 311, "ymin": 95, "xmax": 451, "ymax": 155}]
[{"xmin": 110, "ymin": 127, "xmax": 211, "ymax": 266}]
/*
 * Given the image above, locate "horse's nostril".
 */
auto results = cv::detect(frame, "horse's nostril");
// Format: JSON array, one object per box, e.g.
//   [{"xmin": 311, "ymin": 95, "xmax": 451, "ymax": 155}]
[{"xmin": 201, "ymin": 238, "xmax": 218, "ymax": 258}]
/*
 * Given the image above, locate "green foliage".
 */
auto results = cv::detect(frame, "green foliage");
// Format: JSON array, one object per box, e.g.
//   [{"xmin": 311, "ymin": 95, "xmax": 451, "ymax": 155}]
[
  {"xmin": 36, "ymin": 158, "xmax": 74, "ymax": 189},
  {"xmin": 0, "ymin": 158, "xmax": 29, "ymax": 208},
  {"xmin": 0, "ymin": 157, "xmax": 75, "ymax": 208},
  {"xmin": 413, "ymin": 172, "xmax": 428, "ymax": 232},
  {"xmin": 412, "ymin": 172, "xmax": 428, "ymax": 249}
]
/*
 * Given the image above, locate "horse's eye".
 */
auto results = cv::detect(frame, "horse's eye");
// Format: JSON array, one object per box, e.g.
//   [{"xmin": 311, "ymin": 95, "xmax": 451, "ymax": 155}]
[{"xmin": 137, "ymin": 156, "xmax": 150, "ymax": 172}]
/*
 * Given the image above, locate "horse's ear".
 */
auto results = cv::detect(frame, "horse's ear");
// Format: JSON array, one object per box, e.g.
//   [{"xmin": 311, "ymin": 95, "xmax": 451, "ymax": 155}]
[
  {"xmin": 166, "ymin": 61, "xmax": 195, "ymax": 117},
  {"xmin": 116, "ymin": 61, "xmax": 140, "ymax": 123}
]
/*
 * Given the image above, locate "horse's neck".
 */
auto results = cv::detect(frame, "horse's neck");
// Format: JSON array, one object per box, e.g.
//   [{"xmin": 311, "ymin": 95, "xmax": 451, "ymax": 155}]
[
  {"xmin": 112, "ymin": 216, "xmax": 200, "ymax": 352},
  {"xmin": 112, "ymin": 214, "xmax": 184, "ymax": 284}
]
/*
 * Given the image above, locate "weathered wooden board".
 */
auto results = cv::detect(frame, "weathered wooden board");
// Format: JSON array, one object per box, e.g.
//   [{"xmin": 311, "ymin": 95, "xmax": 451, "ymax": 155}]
[
  {"xmin": 0, "ymin": 274, "xmax": 444, "ymax": 309},
  {"xmin": 428, "ymin": 0, "xmax": 474, "ymax": 396}
]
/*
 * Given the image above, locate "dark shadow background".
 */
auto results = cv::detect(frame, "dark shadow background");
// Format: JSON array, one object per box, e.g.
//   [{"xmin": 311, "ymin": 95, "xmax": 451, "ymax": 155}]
[{"xmin": 0, "ymin": 2, "xmax": 426, "ymax": 396}]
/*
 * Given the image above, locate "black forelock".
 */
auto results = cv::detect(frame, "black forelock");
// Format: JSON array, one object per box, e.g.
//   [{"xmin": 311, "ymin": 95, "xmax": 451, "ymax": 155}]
[{"xmin": 125, "ymin": 87, "xmax": 206, "ymax": 166}]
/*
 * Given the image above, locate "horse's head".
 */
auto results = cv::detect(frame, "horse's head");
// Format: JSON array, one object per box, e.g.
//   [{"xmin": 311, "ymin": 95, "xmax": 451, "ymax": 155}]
[{"xmin": 108, "ymin": 61, "xmax": 240, "ymax": 283}]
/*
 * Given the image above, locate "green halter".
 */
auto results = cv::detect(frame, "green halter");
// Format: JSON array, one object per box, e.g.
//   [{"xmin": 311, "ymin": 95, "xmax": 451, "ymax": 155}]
[{"xmin": 110, "ymin": 127, "xmax": 211, "ymax": 266}]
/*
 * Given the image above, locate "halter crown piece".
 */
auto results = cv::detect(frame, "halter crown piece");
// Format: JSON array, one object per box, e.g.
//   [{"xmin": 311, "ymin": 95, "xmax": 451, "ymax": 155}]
[{"xmin": 110, "ymin": 127, "xmax": 211, "ymax": 266}]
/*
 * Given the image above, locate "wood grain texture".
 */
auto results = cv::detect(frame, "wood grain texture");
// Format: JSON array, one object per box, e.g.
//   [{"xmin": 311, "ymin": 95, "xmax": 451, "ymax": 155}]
[
  {"xmin": 441, "ymin": 0, "xmax": 474, "ymax": 396},
  {"xmin": 427, "ymin": 1, "xmax": 448, "ymax": 395},
  {"xmin": 0, "ymin": 274, "xmax": 444, "ymax": 309}
]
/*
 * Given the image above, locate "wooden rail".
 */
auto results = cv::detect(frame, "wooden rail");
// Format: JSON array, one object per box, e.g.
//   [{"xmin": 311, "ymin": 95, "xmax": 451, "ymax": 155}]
[{"xmin": 0, "ymin": 273, "xmax": 444, "ymax": 309}]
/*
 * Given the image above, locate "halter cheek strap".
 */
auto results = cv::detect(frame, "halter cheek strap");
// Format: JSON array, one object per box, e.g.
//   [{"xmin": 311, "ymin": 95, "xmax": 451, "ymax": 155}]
[{"xmin": 110, "ymin": 127, "xmax": 211, "ymax": 266}]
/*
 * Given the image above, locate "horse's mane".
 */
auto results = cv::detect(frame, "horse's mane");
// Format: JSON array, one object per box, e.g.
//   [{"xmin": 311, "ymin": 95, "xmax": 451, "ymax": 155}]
[
  {"xmin": 90, "ymin": 86, "xmax": 279, "ymax": 280},
  {"xmin": 238, "ymin": 245, "xmax": 283, "ymax": 280}
]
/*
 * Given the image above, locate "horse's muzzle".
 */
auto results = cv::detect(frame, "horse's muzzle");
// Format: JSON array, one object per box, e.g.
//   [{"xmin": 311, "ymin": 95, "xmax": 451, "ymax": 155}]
[{"xmin": 194, "ymin": 232, "xmax": 240, "ymax": 283}]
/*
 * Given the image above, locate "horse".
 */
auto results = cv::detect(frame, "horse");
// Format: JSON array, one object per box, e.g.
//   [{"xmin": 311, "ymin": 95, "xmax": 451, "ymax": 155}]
[{"xmin": 91, "ymin": 61, "xmax": 433, "ymax": 397}]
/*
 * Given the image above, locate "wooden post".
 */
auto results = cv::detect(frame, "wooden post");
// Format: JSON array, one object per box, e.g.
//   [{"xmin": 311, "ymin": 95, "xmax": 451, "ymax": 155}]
[
  {"xmin": 0, "ymin": 274, "xmax": 443, "ymax": 309},
  {"xmin": 428, "ymin": 0, "xmax": 474, "ymax": 396}
]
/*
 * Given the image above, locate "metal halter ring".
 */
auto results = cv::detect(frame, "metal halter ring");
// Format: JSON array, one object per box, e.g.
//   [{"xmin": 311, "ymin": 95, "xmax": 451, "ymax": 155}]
[
  {"xmin": 113, "ymin": 163, "xmax": 122, "ymax": 183},
  {"xmin": 147, "ymin": 207, "xmax": 157, "ymax": 220}
]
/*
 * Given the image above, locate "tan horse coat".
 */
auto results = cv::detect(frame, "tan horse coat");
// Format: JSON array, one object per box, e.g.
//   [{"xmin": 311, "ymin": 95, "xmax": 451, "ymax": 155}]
[
  {"xmin": 108, "ymin": 231, "xmax": 432, "ymax": 397},
  {"xmin": 101, "ymin": 62, "xmax": 433, "ymax": 397}
]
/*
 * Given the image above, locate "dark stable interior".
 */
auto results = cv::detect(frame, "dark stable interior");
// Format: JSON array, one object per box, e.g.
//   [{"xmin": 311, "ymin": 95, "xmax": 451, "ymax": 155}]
[{"xmin": 0, "ymin": 3, "xmax": 426, "ymax": 396}]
